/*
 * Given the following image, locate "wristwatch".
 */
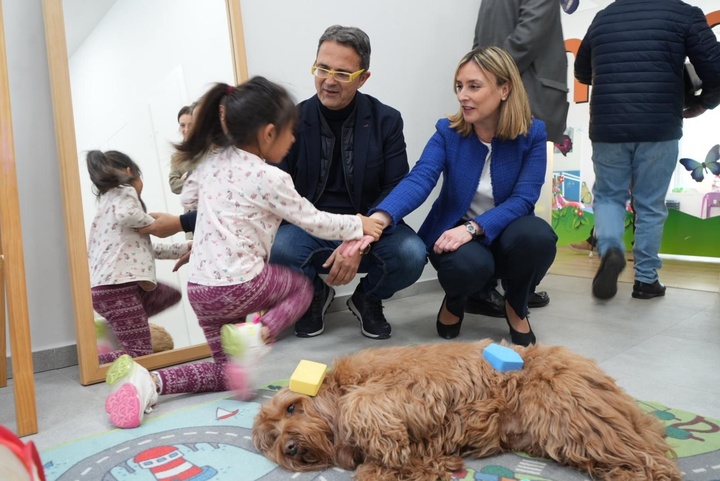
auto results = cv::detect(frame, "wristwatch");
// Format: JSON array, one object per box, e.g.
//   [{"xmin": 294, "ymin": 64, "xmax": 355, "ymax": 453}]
[{"xmin": 464, "ymin": 221, "xmax": 481, "ymax": 239}]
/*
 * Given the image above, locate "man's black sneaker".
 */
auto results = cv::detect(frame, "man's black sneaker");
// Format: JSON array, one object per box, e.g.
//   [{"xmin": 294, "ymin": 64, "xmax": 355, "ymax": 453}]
[
  {"xmin": 592, "ymin": 247, "xmax": 626, "ymax": 300},
  {"xmin": 347, "ymin": 285, "xmax": 391, "ymax": 339},
  {"xmin": 464, "ymin": 288, "xmax": 505, "ymax": 317},
  {"xmin": 632, "ymin": 280, "xmax": 666, "ymax": 299},
  {"xmin": 294, "ymin": 284, "xmax": 335, "ymax": 337},
  {"xmin": 528, "ymin": 291, "xmax": 550, "ymax": 308}
]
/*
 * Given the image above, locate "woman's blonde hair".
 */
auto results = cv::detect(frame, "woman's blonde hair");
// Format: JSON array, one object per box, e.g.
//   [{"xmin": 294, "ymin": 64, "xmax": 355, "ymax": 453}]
[{"xmin": 448, "ymin": 46, "xmax": 531, "ymax": 140}]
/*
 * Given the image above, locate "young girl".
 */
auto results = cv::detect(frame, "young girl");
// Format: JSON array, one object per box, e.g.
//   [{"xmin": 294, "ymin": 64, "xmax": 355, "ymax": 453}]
[
  {"xmin": 104, "ymin": 76, "xmax": 382, "ymax": 429},
  {"xmin": 86, "ymin": 150, "xmax": 191, "ymax": 365}
]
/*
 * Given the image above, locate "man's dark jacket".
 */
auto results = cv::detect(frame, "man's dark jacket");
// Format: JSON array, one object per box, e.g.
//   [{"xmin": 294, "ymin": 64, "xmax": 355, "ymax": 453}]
[
  {"xmin": 278, "ymin": 92, "xmax": 409, "ymax": 215},
  {"xmin": 574, "ymin": 0, "xmax": 720, "ymax": 143}
]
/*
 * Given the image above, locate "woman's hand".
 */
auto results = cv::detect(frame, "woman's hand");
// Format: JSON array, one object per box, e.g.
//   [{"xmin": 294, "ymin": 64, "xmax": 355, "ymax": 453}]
[{"xmin": 433, "ymin": 225, "xmax": 474, "ymax": 254}]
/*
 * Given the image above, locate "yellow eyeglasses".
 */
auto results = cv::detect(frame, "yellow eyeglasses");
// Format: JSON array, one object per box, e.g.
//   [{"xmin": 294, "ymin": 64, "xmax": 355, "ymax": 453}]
[{"xmin": 311, "ymin": 66, "xmax": 365, "ymax": 83}]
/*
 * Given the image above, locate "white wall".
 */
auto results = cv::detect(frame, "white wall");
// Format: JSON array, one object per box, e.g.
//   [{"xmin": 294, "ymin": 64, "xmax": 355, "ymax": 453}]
[{"xmin": 3, "ymin": 0, "xmax": 75, "ymax": 354}]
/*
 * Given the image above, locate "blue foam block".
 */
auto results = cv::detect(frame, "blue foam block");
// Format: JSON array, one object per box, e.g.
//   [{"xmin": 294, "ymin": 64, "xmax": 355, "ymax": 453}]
[{"xmin": 483, "ymin": 343, "xmax": 524, "ymax": 372}]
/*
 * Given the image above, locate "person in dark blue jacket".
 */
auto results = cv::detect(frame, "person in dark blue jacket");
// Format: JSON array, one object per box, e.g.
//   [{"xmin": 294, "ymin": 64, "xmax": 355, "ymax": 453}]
[
  {"xmin": 268, "ymin": 25, "xmax": 427, "ymax": 340},
  {"xmin": 575, "ymin": 0, "xmax": 720, "ymax": 301},
  {"xmin": 369, "ymin": 47, "xmax": 558, "ymax": 346}
]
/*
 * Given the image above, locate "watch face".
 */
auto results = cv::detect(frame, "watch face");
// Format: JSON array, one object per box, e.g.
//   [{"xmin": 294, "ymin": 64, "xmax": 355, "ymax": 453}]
[{"xmin": 465, "ymin": 222, "xmax": 476, "ymax": 235}]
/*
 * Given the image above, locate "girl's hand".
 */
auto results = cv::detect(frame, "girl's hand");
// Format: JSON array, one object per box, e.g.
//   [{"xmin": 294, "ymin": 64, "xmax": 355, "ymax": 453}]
[
  {"xmin": 433, "ymin": 225, "xmax": 473, "ymax": 254},
  {"xmin": 173, "ymin": 250, "xmax": 191, "ymax": 272},
  {"xmin": 138, "ymin": 281, "xmax": 156, "ymax": 291},
  {"xmin": 357, "ymin": 214, "xmax": 384, "ymax": 241}
]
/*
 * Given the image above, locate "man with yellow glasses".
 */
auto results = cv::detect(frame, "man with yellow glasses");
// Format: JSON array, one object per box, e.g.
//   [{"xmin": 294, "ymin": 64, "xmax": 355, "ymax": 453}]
[{"xmin": 270, "ymin": 25, "xmax": 427, "ymax": 340}]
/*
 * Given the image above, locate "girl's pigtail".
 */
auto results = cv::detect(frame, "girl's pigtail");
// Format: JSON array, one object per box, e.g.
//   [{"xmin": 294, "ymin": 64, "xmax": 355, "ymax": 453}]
[{"xmin": 174, "ymin": 83, "xmax": 235, "ymax": 166}]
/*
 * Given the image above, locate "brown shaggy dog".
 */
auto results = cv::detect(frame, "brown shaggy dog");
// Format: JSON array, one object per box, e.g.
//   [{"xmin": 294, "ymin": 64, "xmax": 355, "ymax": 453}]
[{"xmin": 252, "ymin": 339, "xmax": 681, "ymax": 481}]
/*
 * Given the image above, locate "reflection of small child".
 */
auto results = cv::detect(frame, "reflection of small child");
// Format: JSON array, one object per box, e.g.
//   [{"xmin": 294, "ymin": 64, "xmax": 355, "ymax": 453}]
[
  {"xmin": 86, "ymin": 150, "xmax": 190, "ymax": 364},
  {"xmin": 103, "ymin": 77, "xmax": 382, "ymax": 429}
]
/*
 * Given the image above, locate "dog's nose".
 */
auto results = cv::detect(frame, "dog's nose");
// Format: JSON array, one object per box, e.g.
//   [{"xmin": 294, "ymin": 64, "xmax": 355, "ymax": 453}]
[{"xmin": 283, "ymin": 440, "xmax": 298, "ymax": 456}]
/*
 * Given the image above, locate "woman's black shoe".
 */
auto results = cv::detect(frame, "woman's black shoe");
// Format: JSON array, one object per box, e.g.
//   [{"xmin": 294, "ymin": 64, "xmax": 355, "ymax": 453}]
[
  {"xmin": 504, "ymin": 312, "xmax": 536, "ymax": 346},
  {"xmin": 436, "ymin": 297, "xmax": 463, "ymax": 339}
]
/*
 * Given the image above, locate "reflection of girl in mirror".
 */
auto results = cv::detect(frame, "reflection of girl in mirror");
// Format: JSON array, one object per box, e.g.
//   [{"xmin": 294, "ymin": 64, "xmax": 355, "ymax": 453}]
[
  {"xmin": 168, "ymin": 104, "xmax": 195, "ymax": 195},
  {"xmin": 86, "ymin": 151, "xmax": 191, "ymax": 365},
  {"xmin": 103, "ymin": 77, "xmax": 382, "ymax": 429}
]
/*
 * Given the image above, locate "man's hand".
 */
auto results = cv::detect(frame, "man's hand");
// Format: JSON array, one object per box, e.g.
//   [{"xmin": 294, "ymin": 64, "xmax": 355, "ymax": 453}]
[
  {"xmin": 137, "ymin": 212, "xmax": 183, "ymax": 238},
  {"xmin": 323, "ymin": 244, "xmax": 362, "ymax": 286},
  {"xmin": 339, "ymin": 235, "xmax": 376, "ymax": 257},
  {"xmin": 683, "ymin": 104, "xmax": 707, "ymax": 119}
]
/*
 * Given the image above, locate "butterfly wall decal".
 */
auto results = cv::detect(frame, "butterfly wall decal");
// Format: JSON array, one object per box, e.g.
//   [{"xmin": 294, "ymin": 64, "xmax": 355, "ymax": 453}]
[{"xmin": 679, "ymin": 144, "xmax": 720, "ymax": 182}]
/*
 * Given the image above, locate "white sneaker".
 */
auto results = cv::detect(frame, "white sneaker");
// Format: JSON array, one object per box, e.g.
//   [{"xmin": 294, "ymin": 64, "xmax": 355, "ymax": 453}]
[
  {"xmin": 221, "ymin": 322, "xmax": 270, "ymax": 399},
  {"xmin": 221, "ymin": 321, "xmax": 270, "ymax": 366},
  {"xmin": 104, "ymin": 355, "xmax": 159, "ymax": 429}
]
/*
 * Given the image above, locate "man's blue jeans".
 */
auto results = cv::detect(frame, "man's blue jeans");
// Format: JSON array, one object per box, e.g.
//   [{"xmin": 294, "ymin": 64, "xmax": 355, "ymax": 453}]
[
  {"xmin": 591, "ymin": 140, "xmax": 678, "ymax": 284},
  {"xmin": 269, "ymin": 223, "xmax": 427, "ymax": 300}
]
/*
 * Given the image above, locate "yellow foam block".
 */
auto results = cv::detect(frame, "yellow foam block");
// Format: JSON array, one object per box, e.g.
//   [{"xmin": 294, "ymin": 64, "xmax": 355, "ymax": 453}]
[{"xmin": 289, "ymin": 360, "xmax": 327, "ymax": 396}]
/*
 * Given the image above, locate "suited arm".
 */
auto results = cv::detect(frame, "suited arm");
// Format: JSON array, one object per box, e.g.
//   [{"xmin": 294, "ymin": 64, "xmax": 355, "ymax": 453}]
[{"xmin": 503, "ymin": 0, "xmax": 562, "ymax": 73}]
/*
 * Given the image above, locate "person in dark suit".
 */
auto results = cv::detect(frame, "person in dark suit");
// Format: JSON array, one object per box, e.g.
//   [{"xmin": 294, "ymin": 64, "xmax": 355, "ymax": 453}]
[{"xmin": 269, "ymin": 25, "xmax": 427, "ymax": 340}]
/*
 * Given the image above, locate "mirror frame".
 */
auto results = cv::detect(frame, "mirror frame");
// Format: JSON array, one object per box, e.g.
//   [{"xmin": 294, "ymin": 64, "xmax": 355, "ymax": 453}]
[
  {"xmin": 0, "ymin": 1, "xmax": 38, "ymax": 435},
  {"xmin": 42, "ymin": 0, "xmax": 249, "ymax": 385}
]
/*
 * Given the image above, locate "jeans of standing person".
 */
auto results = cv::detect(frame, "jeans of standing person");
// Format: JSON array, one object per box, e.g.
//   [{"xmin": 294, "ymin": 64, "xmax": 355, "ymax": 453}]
[
  {"xmin": 270, "ymin": 223, "xmax": 427, "ymax": 300},
  {"xmin": 591, "ymin": 140, "xmax": 679, "ymax": 284}
]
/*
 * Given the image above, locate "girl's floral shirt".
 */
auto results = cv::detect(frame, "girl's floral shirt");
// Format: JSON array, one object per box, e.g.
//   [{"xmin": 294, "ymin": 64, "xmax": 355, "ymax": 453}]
[
  {"xmin": 181, "ymin": 147, "xmax": 363, "ymax": 286},
  {"xmin": 88, "ymin": 185, "xmax": 190, "ymax": 288}
]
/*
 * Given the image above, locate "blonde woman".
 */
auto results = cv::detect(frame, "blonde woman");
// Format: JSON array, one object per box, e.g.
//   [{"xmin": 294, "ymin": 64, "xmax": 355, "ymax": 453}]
[{"xmin": 370, "ymin": 47, "xmax": 557, "ymax": 345}]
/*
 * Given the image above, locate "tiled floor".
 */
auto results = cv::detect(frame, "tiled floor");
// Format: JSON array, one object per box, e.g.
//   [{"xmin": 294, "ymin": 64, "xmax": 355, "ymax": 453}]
[{"xmin": 2, "ymin": 270, "xmax": 720, "ymax": 453}]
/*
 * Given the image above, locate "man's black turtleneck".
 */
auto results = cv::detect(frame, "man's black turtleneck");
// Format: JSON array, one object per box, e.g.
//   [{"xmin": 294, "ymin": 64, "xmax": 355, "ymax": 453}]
[{"xmin": 316, "ymin": 95, "xmax": 357, "ymax": 215}]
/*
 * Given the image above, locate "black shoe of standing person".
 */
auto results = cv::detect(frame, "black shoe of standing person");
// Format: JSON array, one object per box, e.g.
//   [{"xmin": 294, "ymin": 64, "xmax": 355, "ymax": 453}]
[
  {"xmin": 294, "ymin": 283, "xmax": 335, "ymax": 338},
  {"xmin": 464, "ymin": 288, "xmax": 505, "ymax": 318},
  {"xmin": 592, "ymin": 247, "xmax": 626, "ymax": 300},
  {"xmin": 632, "ymin": 280, "xmax": 666, "ymax": 299},
  {"xmin": 347, "ymin": 285, "xmax": 392, "ymax": 339},
  {"xmin": 528, "ymin": 291, "xmax": 550, "ymax": 308}
]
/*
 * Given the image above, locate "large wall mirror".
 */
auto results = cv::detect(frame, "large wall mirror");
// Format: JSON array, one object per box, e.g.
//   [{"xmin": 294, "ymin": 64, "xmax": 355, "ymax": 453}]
[{"xmin": 43, "ymin": 0, "xmax": 248, "ymax": 385}]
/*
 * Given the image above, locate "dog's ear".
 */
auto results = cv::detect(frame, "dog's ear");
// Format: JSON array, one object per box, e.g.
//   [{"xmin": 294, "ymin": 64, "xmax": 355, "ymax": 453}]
[
  {"xmin": 334, "ymin": 445, "xmax": 362, "ymax": 470},
  {"xmin": 251, "ymin": 414, "xmax": 278, "ymax": 456}
]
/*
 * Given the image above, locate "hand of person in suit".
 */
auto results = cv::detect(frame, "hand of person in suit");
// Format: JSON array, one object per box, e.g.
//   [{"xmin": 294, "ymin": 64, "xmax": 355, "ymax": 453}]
[{"xmin": 136, "ymin": 212, "xmax": 183, "ymax": 238}]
